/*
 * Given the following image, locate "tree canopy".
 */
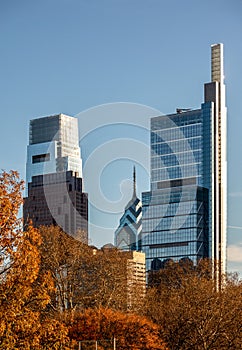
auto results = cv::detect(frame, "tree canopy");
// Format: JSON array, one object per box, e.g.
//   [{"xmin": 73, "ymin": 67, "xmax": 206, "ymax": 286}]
[
  {"xmin": 68, "ymin": 307, "xmax": 167, "ymax": 350},
  {"xmin": 145, "ymin": 260, "xmax": 242, "ymax": 350},
  {"xmin": 1, "ymin": 170, "xmax": 242, "ymax": 349},
  {"xmin": 0, "ymin": 171, "xmax": 68, "ymax": 349}
]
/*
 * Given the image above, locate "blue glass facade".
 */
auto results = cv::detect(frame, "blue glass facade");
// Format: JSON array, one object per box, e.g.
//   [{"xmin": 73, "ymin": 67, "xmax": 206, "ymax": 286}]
[{"xmin": 140, "ymin": 103, "xmax": 213, "ymax": 271}]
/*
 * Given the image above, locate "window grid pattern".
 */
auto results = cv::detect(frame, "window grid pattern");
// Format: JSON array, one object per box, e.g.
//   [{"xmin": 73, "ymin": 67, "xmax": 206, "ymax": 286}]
[{"xmin": 140, "ymin": 107, "xmax": 211, "ymax": 271}]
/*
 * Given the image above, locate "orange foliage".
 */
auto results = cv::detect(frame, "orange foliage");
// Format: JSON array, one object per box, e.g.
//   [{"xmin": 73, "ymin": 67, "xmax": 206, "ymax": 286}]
[
  {"xmin": 0, "ymin": 171, "xmax": 68, "ymax": 349},
  {"xmin": 68, "ymin": 307, "xmax": 167, "ymax": 350},
  {"xmin": 0, "ymin": 170, "xmax": 24, "ymax": 266},
  {"xmin": 39, "ymin": 318, "xmax": 69, "ymax": 349},
  {"xmin": 0, "ymin": 171, "xmax": 166, "ymax": 349}
]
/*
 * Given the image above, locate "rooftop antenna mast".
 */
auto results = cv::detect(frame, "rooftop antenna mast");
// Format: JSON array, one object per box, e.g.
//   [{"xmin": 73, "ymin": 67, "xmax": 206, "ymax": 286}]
[{"xmin": 133, "ymin": 165, "xmax": 136, "ymax": 198}]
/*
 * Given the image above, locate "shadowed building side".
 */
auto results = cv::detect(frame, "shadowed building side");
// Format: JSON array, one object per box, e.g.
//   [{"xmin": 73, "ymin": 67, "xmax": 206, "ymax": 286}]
[{"xmin": 23, "ymin": 171, "xmax": 88, "ymax": 242}]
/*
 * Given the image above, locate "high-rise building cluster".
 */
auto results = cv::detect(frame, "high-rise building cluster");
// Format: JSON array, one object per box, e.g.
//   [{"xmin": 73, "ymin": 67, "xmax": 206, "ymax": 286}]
[{"xmin": 23, "ymin": 44, "xmax": 227, "ymax": 282}]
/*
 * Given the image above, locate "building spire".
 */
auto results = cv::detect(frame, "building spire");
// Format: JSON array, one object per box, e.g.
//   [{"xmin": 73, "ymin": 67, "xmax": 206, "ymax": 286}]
[{"xmin": 133, "ymin": 165, "xmax": 136, "ymax": 198}]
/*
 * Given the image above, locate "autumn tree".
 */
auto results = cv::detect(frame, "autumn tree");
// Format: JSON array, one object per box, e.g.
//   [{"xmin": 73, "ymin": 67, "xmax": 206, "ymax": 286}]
[
  {"xmin": 80, "ymin": 246, "xmax": 136, "ymax": 311},
  {"xmin": 39, "ymin": 226, "xmax": 143, "ymax": 313},
  {"xmin": 68, "ymin": 307, "xmax": 167, "ymax": 350},
  {"xmin": 0, "ymin": 170, "xmax": 23, "ymax": 276},
  {"xmin": 145, "ymin": 259, "xmax": 242, "ymax": 350},
  {"xmin": 0, "ymin": 171, "xmax": 69, "ymax": 349}
]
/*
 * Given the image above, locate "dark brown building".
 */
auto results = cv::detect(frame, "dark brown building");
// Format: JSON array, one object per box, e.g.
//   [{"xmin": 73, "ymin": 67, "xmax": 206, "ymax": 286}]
[{"xmin": 24, "ymin": 170, "xmax": 88, "ymax": 242}]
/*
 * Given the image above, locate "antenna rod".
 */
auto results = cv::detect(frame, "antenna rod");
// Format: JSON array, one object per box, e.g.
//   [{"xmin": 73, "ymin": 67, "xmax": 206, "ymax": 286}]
[{"xmin": 133, "ymin": 165, "xmax": 136, "ymax": 197}]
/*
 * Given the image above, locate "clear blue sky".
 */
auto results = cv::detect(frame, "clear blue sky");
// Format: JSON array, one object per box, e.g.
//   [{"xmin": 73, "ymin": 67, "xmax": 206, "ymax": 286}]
[{"xmin": 1, "ymin": 0, "xmax": 242, "ymax": 275}]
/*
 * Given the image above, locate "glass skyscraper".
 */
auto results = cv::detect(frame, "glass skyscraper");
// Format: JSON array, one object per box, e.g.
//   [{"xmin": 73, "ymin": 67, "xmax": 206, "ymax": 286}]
[
  {"xmin": 24, "ymin": 114, "xmax": 88, "ymax": 241},
  {"xmin": 140, "ymin": 44, "xmax": 227, "ymax": 279}
]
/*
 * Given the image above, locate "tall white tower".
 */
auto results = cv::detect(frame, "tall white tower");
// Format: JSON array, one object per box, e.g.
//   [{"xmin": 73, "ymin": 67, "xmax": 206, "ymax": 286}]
[{"xmin": 205, "ymin": 43, "xmax": 227, "ymax": 280}]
